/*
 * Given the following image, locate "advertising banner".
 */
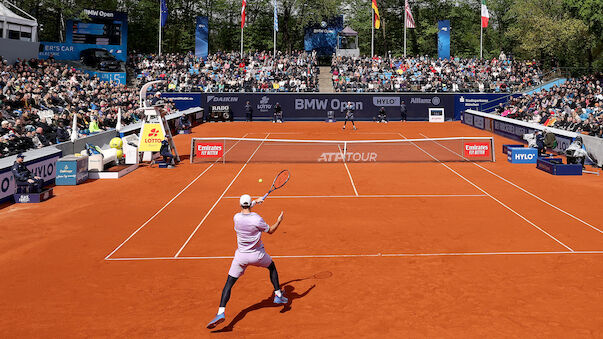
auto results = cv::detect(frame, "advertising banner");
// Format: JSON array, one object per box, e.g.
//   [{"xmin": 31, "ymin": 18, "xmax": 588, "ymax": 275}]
[
  {"xmin": 454, "ymin": 93, "xmax": 514, "ymax": 120},
  {"xmin": 138, "ymin": 123, "xmax": 165, "ymax": 152},
  {"xmin": 195, "ymin": 17, "xmax": 209, "ymax": 60},
  {"xmin": 81, "ymin": 69, "xmax": 126, "ymax": 84},
  {"xmin": 198, "ymin": 93, "xmax": 455, "ymax": 121},
  {"xmin": 438, "ymin": 20, "xmax": 450, "ymax": 59},
  {"xmin": 196, "ymin": 143, "xmax": 224, "ymax": 158},
  {"xmin": 507, "ymin": 147, "xmax": 538, "ymax": 163},
  {"xmin": 304, "ymin": 16, "xmax": 344, "ymax": 56}
]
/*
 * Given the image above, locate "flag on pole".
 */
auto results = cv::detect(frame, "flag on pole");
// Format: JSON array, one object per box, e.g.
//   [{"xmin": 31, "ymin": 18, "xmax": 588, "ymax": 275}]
[
  {"xmin": 372, "ymin": 0, "xmax": 380, "ymax": 29},
  {"xmin": 405, "ymin": 0, "xmax": 415, "ymax": 28},
  {"xmin": 481, "ymin": 0, "xmax": 489, "ymax": 28},
  {"xmin": 273, "ymin": 0, "xmax": 278, "ymax": 31},
  {"xmin": 241, "ymin": 0, "xmax": 247, "ymax": 28},
  {"xmin": 160, "ymin": 0, "xmax": 168, "ymax": 27}
]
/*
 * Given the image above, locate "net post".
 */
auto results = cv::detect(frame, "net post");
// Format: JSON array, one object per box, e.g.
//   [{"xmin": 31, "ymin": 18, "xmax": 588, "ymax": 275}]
[
  {"xmin": 223, "ymin": 138, "xmax": 226, "ymax": 164},
  {"xmin": 491, "ymin": 137, "xmax": 496, "ymax": 162},
  {"xmin": 190, "ymin": 138, "xmax": 194, "ymax": 164}
]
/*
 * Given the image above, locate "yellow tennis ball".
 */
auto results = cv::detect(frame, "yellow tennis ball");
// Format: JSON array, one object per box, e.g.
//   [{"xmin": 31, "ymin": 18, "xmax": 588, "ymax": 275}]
[{"xmin": 258, "ymin": 179, "xmax": 263, "ymax": 183}]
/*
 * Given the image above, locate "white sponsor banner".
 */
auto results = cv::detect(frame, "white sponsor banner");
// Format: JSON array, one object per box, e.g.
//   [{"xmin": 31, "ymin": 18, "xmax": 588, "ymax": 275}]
[
  {"xmin": 583, "ymin": 135, "xmax": 603, "ymax": 167},
  {"xmin": 0, "ymin": 155, "xmax": 60, "ymax": 202}
]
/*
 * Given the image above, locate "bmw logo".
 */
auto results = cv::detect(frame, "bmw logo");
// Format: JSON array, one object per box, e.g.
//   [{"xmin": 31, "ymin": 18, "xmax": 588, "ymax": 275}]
[
  {"xmin": 432, "ymin": 97, "xmax": 441, "ymax": 105},
  {"xmin": 321, "ymin": 21, "xmax": 327, "ymax": 28}
]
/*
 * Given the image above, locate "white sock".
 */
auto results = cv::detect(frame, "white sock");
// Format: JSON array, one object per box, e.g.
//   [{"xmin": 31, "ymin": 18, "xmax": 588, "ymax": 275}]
[
  {"xmin": 217, "ymin": 307, "xmax": 225, "ymax": 315},
  {"xmin": 274, "ymin": 290, "xmax": 282, "ymax": 297}
]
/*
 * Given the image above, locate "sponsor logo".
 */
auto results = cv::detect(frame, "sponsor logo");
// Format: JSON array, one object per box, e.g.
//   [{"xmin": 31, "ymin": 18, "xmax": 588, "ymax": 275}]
[
  {"xmin": 317, "ymin": 152, "xmax": 378, "ymax": 162},
  {"xmin": 410, "ymin": 97, "xmax": 441, "ymax": 105},
  {"xmin": 18, "ymin": 195, "xmax": 30, "ymax": 203},
  {"xmin": 207, "ymin": 96, "xmax": 239, "ymax": 103},
  {"xmin": 441, "ymin": 27, "xmax": 448, "ymax": 31},
  {"xmin": 257, "ymin": 96, "xmax": 273, "ymax": 112},
  {"xmin": 514, "ymin": 153, "xmax": 536, "ymax": 160},
  {"xmin": 196, "ymin": 143, "xmax": 224, "ymax": 157},
  {"xmin": 83, "ymin": 9, "xmax": 115, "ymax": 18},
  {"xmin": 373, "ymin": 97, "xmax": 400, "ymax": 107},
  {"xmin": 148, "ymin": 128, "xmax": 159, "ymax": 137},
  {"xmin": 294, "ymin": 99, "xmax": 363, "ymax": 112},
  {"xmin": 464, "ymin": 142, "xmax": 490, "ymax": 157},
  {"xmin": 321, "ymin": 21, "xmax": 327, "ymax": 28}
]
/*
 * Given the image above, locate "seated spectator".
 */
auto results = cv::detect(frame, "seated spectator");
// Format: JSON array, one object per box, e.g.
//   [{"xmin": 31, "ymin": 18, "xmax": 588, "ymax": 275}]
[
  {"xmin": 375, "ymin": 107, "xmax": 388, "ymax": 123},
  {"xmin": 11, "ymin": 153, "xmax": 44, "ymax": 193}
]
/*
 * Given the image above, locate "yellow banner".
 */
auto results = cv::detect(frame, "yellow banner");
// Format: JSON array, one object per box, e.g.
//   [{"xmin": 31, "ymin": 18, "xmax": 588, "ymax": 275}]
[{"xmin": 139, "ymin": 123, "xmax": 165, "ymax": 152}]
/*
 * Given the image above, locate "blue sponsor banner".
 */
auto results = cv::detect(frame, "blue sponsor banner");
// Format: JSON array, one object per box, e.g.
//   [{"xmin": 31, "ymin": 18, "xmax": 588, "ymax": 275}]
[
  {"xmin": 82, "ymin": 69, "xmax": 126, "ymax": 84},
  {"xmin": 438, "ymin": 20, "xmax": 450, "ymax": 59},
  {"xmin": 198, "ymin": 93, "xmax": 454, "ymax": 121},
  {"xmin": 159, "ymin": 92, "xmax": 203, "ymax": 110},
  {"xmin": 195, "ymin": 17, "xmax": 209, "ymax": 60},
  {"xmin": 304, "ymin": 16, "xmax": 343, "ymax": 56},
  {"xmin": 507, "ymin": 147, "xmax": 538, "ymax": 163}
]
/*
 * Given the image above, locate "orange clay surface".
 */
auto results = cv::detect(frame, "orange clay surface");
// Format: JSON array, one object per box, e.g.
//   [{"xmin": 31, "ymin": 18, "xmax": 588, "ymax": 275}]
[{"xmin": 1, "ymin": 121, "xmax": 602, "ymax": 338}]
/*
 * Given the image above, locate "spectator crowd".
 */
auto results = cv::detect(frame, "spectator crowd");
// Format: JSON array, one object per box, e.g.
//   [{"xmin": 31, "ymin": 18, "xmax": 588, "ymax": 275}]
[
  {"xmin": 130, "ymin": 51, "xmax": 320, "ymax": 93},
  {"xmin": 1, "ymin": 57, "xmax": 143, "ymax": 158},
  {"xmin": 331, "ymin": 53, "xmax": 543, "ymax": 93},
  {"xmin": 495, "ymin": 75, "xmax": 603, "ymax": 138}
]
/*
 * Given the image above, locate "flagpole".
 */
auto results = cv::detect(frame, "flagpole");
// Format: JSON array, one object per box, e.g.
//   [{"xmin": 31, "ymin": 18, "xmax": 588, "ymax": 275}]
[
  {"xmin": 273, "ymin": 28, "xmax": 276, "ymax": 56},
  {"xmin": 404, "ymin": 1, "xmax": 407, "ymax": 57},
  {"xmin": 240, "ymin": 26, "xmax": 244, "ymax": 56},
  {"xmin": 480, "ymin": 24, "xmax": 483, "ymax": 59},
  {"xmin": 158, "ymin": 5, "xmax": 162, "ymax": 56},
  {"xmin": 371, "ymin": 5, "xmax": 374, "ymax": 57}
]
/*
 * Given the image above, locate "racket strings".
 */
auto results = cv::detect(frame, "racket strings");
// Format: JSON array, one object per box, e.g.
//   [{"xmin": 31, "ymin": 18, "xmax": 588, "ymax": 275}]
[{"xmin": 273, "ymin": 171, "xmax": 290, "ymax": 189}]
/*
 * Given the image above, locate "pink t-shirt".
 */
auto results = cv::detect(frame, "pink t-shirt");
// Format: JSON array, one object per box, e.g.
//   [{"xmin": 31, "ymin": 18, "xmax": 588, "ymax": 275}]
[{"xmin": 233, "ymin": 212, "xmax": 270, "ymax": 253}]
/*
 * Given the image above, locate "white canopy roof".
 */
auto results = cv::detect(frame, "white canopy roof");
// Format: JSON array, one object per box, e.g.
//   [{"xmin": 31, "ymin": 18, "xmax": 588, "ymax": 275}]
[{"xmin": 0, "ymin": 2, "xmax": 37, "ymax": 27}]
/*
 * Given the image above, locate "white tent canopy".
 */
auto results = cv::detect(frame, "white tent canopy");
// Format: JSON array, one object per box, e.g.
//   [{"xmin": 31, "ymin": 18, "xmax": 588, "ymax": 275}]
[{"xmin": 0, "ymin": 1, "xmax": 37, "ymax": 41}]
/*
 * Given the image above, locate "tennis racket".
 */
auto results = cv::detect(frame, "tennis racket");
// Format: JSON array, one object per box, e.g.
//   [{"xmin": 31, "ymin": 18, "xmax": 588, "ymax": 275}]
[{"xmin": 261, "ymin": 169, "xmax": 290, "ymax": 200}]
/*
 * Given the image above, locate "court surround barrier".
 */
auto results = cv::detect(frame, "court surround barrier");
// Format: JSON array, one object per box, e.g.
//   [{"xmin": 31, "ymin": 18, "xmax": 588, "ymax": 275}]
[
  {"xmin": 462, "ymin": 109, "xmax": 603, "ymax": 168},
  {"xmin": 159, "ymin": 92, "xmax": 520, "ymax": 122}
]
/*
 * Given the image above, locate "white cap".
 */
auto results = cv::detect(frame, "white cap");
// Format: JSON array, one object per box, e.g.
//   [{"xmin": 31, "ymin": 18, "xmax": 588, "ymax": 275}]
[{"xmin": 239, "ymin": 194, "xmax": 252, "ymax": 207}]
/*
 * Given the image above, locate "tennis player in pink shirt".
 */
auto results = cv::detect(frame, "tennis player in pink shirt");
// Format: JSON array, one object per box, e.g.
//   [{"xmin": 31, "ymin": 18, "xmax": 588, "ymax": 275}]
[{"xmin": 207, "ymin": 194, "xmax": 286, "ymax": 329}]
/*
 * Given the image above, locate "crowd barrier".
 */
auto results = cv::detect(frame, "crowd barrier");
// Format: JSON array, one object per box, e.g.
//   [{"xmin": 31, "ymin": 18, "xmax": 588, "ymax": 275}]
[
  {"xmin": 462, "ymin": 109, "xmax": 603, "ymax": 167},
  {"xmin": 462, "ymin": 109, "xmax": 577, "ymax": 153},
  {"xmin": 159, "ymin": 92, "xmax": 518, "ymax": 122}
]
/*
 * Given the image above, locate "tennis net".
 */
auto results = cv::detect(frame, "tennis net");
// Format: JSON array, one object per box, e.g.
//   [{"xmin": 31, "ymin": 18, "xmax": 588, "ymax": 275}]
[{"xmin": 190, "ymin": 137, "xmax": 496, "ymax": 163}]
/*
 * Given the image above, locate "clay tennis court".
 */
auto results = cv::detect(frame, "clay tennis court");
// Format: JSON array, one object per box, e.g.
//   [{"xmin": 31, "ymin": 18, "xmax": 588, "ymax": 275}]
[{"xmin": 1, "ymin": 121, "xmax": 602, "ymax": 337}]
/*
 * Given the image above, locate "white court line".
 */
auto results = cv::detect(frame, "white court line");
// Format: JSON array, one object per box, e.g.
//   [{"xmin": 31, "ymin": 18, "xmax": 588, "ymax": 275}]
[
  {"xmin": 223, "ymin": 194, "xmax": 488, "ymax": 199},
  {"xmin": 419, "ymin": 133, "xmax": 603, "ymax": 235},
  {"xmin": 104, "ymin": 133, "xmax": 250, "ymax": 260},
  {"xmin": 337, "ymin": 145, "xmax": 359, "ymax": 196},
  {"xmin": 104, "ymin": 250, "xmax": 603, "ymax": 261},
  {"xmin": 173, "ymin": 133, "xmax": 271, "ymax": 257},
  {"xmin": 399, "ymin": 133, "xmax": 575, "ymax": 252}
]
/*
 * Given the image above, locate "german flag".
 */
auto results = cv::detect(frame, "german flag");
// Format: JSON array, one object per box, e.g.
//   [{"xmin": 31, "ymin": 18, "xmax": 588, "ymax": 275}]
[{"xmin": 372, "ymin": 0, "xmax": 381, "ymax": 29}]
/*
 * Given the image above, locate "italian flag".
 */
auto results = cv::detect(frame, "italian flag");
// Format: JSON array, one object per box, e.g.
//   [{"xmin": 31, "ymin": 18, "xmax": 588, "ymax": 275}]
[{"xmin": 481, "ymin": 0, "xmax": 489, "ymax": 28}]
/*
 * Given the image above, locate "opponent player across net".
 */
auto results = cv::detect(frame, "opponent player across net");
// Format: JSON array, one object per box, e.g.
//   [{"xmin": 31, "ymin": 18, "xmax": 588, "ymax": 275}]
[{"xmin": 207, "ymin": 170, "xmax": 290, "ymax": 329}]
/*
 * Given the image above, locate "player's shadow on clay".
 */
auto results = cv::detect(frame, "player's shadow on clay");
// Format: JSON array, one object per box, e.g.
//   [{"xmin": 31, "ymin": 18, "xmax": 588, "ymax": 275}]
[{"xmin": 211, "ymin": 281, "xmax": 315, "ymax": 333}]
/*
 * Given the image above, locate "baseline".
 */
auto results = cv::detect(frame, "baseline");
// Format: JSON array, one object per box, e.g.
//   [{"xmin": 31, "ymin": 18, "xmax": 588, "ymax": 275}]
[{"xmin": 104, "ymin": 250, "xmax": 603, "ymax": 261}]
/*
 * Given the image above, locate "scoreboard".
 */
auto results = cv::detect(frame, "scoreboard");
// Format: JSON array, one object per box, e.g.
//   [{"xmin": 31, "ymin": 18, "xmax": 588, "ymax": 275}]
[{"xmin": 71, "ymin": 21, "xmax": 122, "ymax": 45}]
